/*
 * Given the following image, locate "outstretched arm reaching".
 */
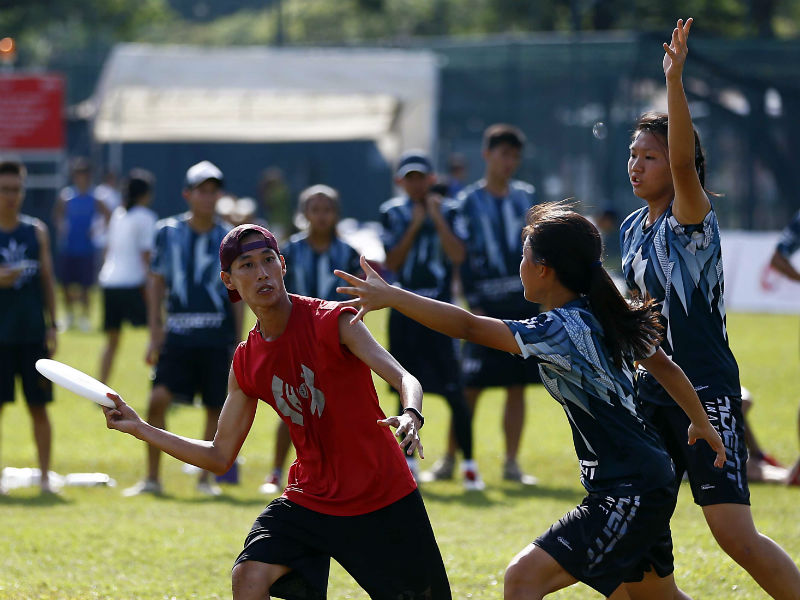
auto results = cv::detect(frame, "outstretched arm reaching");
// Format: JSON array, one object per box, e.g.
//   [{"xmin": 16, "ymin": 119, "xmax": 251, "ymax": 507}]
[{"xmin": 336, "ymin": 255, "xmax": 520, "ymax": 355}]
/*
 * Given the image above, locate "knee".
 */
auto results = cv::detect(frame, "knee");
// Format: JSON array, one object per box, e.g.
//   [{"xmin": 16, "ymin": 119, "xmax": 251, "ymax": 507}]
[
  {"xmin": 504, "ymin": 559, "xmax": 541, "ymax": 600},
  {"xmin": 147, "ymin": 388, "xmax": 171, "ymax": 418},
  {"xmin": 712, "ymin": 526, "xmax": 760, "ymax": 564}
]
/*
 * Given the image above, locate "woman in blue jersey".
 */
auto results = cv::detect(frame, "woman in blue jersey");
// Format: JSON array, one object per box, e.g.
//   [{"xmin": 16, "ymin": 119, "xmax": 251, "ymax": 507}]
[
  {"xmin": 335, "ymin": 202, "xmax": 725, "ymax": 599},
  {"xmin": 620, "ymin": 19, "xmax": 800, "ymax": 598}
]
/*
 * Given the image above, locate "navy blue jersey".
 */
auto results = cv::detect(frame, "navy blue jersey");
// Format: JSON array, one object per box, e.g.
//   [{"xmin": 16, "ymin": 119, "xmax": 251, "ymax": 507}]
[
  {"xmin": 59, "ymin": 186, "xmax": 97, "ymax": 256},
  {"xmin": 455, "ymin": 179, "xmax": 537, "ymax": 316},
  {"xmin": 621, "ymin": 205, "xmax": 740, "ymax": 403},
  {"xmin": 0, "ymin": 216, "xmax": 46, "ymax": 343},
  {"xmin": 380, "ymin": 196, "xmax": 464, "ymax": 301},
  {"xmin": 776, "ymin": 210, "xmax": 800, "ymax": 259},
  {"xmin": 505, "ymin": 298, "xmax": 674, "ymax": 495},
  {"xmin": 282, "ymin": 233, "xmax": 361, "ymax": 301},
  {"xmin": 150, "ymin": 213, "xmax": 235, "ymax": 347}
]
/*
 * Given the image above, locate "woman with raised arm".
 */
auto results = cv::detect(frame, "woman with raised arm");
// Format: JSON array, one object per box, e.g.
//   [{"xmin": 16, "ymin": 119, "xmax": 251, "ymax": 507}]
[
  {"xmin": 336, "ymin": 202, "xmax": 725, "ymax": 600},
  {"xmin": 620, "ymin": 18, "xmax": 800, "ymax": 598}
]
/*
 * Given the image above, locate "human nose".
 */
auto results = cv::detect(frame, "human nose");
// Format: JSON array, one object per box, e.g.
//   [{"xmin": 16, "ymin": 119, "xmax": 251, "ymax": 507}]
[{"xmin": 629, "ymin": 157, "xmax": 642, "ymax": 172}]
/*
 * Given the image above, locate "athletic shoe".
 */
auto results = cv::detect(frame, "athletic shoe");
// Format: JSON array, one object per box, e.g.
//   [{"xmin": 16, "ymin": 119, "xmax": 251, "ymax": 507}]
[
  {"xmin": 196, "ymin": 481, "xmax": 222, "ymax": 496},
  {"xmin": 462, "ymin": 468, "xmax": 485, "ymax": 491},
  {"xmin": 122, "ymin": 479, "xmax": 162, "ymax": 497},
  {"xmin": 258, "ymin": 472, "xmax": 282, "ymax": 495},
  {"xmin": 761, "ymin": 453, "xmax": 784, "ymax": 468},
  {"xmin": 503, "ymin": 460, "xmax": 538, "ymax": 486},
  {"xmin": 419, "ymin": 456, "xmax": 455, "ymax": 482}
]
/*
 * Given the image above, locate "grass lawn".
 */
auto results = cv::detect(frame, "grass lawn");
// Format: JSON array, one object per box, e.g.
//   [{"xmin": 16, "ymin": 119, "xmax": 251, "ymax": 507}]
[{"xmin": 1, "ymin": 308, "xmax": 799, "ymax": 599}]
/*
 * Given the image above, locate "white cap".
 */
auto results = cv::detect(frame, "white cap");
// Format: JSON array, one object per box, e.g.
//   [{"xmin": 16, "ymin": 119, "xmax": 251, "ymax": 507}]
[{"xmin": 184, "ymin": 160, "xmax": 224, "ymax": 189}]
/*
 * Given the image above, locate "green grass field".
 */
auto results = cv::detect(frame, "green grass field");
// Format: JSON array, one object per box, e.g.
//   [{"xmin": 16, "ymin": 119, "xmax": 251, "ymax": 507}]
[{"xmin": 1, "ymin": 308, "xmax": 799, "ymax": 599}]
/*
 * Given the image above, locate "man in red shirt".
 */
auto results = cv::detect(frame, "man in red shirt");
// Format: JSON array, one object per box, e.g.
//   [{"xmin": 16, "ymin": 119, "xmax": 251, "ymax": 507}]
[{"xmin": 101, "ymin": 223, "xmax": 451, "ymax": 600}]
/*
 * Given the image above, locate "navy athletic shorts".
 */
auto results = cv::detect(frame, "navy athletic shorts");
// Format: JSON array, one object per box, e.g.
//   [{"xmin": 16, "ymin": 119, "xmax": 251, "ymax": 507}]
[
  {"xmin": 235, "ymin": 489, "xmax": 451, "ymax": 600},
  {"xmin": 102, "ymin": 286, "xmax": 147, "ymax": 331},
  {"xmin": 152, "ymin": 343, "xmax": 233, "ymax": 408},
  {"xmin": 58, "ymin": 253, "xmax": 96, "ymax": 287},
  {"xmin": 0, "ymin": 342, "xmax": 53, "ymax": 406},
  {"xmin": 388, "ymin": 309, "xmax": 462, "ymax": 396},
  {"xmin": 638, "ymin": 394, "xmax": 750, "ymax": 506},
  {"xmin": 534, "ymin": 484, "xmax": 677, "ymax": 597}
]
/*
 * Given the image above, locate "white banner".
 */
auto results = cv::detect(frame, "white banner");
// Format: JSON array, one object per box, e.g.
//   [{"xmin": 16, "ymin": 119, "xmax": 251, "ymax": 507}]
[{"xmin": 721, "ymin": 230, "xmax": 800, "ymax": 314}]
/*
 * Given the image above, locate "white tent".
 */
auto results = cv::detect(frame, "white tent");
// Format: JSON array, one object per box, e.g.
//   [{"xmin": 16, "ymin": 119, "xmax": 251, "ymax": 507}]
[{"xmin": 88, "ymin": 44, "xmax": 439, "ymax": 161}]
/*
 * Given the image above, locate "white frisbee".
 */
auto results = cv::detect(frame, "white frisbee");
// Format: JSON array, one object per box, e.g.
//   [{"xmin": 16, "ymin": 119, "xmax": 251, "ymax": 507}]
[{"xmin": 35, "ymin": 359, "xmax": 118, "ymax": 408}]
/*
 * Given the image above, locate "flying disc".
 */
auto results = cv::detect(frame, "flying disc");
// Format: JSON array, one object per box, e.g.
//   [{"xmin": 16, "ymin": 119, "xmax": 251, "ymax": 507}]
[{"xmin": 35, "ymin": 359, "xmax": 118, "ymax": 408}]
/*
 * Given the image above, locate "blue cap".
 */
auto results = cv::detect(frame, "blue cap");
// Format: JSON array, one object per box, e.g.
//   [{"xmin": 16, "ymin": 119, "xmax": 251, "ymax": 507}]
[{"xmin": 395, "ymin": 150, "xmax": 433, "ymax": 178}]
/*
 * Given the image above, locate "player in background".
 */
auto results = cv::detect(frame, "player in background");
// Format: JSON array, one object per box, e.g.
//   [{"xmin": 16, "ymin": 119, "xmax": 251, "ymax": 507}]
[
  {"xmin": 381, "ymin": 150, "xmax": 480, "ymax": 489},
  {"xmin": 0, "ymin": 160, "xmax": 58, "ymax": 494},
  {"xmin": 124, "ymin": 161, "xmax": 243, "ymax": 497}
]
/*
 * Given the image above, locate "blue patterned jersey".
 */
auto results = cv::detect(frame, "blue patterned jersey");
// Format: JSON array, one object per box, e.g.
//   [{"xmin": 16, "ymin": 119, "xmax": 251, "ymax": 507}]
[
  {"xmin": 505, "ymin": 298, "xmax": 674, "ymax": 495},
  {"xmin": 621, "ymin": 205, "xmax": 740, "ymax": 403},
  {"xmin": 150, "ymin": 213, "xmax": 235, "ymax": 347},
  {"xmin": 776, "ymin": 210, "xmax": 800, "ymax": 259},
  {"xmin": 456, "ymin": 179, "xmax": 537, "ymax": 317},
  {"xmin": 380, "ymin": 196, "xmax": 464, "ymax": 301},
  {"xmin": 282, "ymin": 233, "xmax": 361, "ymax": 301}
]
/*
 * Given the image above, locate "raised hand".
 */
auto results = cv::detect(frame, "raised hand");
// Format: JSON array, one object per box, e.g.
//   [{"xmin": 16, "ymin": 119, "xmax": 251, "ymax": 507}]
[
  {"xmin": 335, "ymin": 255, "xmax": 394, "ymax": 324},
  {"xmin": 663, "ymin": 17, "xmax": 693, "ymax": 79}
]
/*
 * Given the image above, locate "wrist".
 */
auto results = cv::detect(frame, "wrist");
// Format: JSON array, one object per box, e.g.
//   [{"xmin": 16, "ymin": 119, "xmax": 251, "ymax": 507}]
[{"xmin": 403, "ymin": 406, "xmax": 424, "ymax": 429}]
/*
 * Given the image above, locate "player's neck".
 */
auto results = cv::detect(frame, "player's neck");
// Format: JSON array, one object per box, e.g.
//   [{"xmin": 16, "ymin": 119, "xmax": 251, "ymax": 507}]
[
  {"xmin": 307, "ymin": 229, "xmax": 334, "ymax": 252},
  {"xmin": 644, "ymin": 194, "xmax": 673, "ymax": 227},
  {"xmin": 0, "ymin": 212, "xmax": 19, "ymax": 232},
  {"xmin": 254, "ymin": 294, "xmax": 293, "ymax": 341},
  {"xmin": 484, "ymin": 174, "xmax": 509, "ymax": 197},
  {"xmin": 187, "ymin": 212, "xmax": 215, "ymax": 233}
]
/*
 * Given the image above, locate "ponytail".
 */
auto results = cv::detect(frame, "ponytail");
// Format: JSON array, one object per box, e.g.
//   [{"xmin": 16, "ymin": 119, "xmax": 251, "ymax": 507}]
[{"xmin": 524, "ymin": 202, "xmax": 663, "ymax": 367}]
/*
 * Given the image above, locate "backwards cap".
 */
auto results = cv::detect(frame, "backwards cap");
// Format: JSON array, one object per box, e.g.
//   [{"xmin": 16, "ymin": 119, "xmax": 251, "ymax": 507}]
[{"xmin": 219, "ymin": 224, "xmax": 280, "ymax": 302}]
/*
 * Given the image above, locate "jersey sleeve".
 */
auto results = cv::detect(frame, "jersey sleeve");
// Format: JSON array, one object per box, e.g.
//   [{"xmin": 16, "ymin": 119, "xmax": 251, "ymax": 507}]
[
  {"xmin": 503, "ymin": 312, "xmax": 568, "ymax": 363},
  {"xmin": 149, "ymin": 223, "xmax": 170, "ymax": 277},
  {"xmin": 380, "ymin": 204, "xmax": 405, "ymax": 253},
  {"xmin": 443, "ymin": 198, "xmax": 468, "ymax": 242},
  {"xmin": 666, "ymin": 206, "xmax": 717, "ymax": 253},
  {"xmin": 316, "ymin": 302, "xmax": 360, "ymax": 360},
  {"xmin": 776, "ymin": 210, "xmax": 800, "ymax": 259},
  {"xmin": 232, "ymin": 342, "xmax": 257, "ymax": 399}
]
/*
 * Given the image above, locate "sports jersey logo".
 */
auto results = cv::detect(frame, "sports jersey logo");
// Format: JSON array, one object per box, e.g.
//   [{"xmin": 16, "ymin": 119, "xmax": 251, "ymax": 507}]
[{"xmin": 271, "ymin": 364, "xmax": 325, "ymax": 426}]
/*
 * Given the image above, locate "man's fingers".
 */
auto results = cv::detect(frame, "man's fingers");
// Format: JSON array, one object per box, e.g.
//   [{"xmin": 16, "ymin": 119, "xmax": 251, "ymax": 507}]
[
  {"xmin": 350, "ymin": 308, "xmax": 367, "ymax": 325},
  {"xmin": 334, "ymin": 269, "xmax": 360, "ymax": 285}
]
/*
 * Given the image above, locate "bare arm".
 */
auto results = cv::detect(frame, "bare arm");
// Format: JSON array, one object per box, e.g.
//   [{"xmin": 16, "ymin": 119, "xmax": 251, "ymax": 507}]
[
  {"xmin": 339, "ymin": 313, "xmax": 425, "ymax": 456},
  {"xmin": 770, "ymin": 250, "xmax": 800, "ymax": 282},
  {"xmin": 95, "ymin": 198, "xmax": 111, "ymax": 222},
  {"xmin": 145, "ymin": 272, "xmax": 166, "ymax": 365},
  {"xmin": 663, "ymin": 18, "xmax": 711, "ymax": 225},
  {"xmin": 35, "ymin": 220, "xmax": 58, "ymax": 356},
  {"xmin": 639, "ymin": 348, "xmax": 726, "ymax": 467},
  {"xmin": 103, "ymin": 366, "xmax": 258, "ymax": 474},
  {"xmin": 336, "ymin": 256, "xmax": 520, "ymax": 354}
]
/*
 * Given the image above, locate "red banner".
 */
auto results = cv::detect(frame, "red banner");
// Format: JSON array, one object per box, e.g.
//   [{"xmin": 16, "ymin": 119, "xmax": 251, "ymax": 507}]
[{"xmin": 0, "ymin": 74, "xmax": 65, "ymax": 150}]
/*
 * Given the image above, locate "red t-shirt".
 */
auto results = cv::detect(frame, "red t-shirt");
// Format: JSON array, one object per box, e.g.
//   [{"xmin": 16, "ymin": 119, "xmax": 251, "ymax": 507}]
[{"xmin": 232, "ymin": 294, "xmax": 417, "ymax": 516}]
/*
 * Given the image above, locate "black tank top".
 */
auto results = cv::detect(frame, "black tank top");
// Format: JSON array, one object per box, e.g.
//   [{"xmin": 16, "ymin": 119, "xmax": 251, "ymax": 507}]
[{"xmin": 0, "ymin": 215, "xmax": 45, "ymax": 343}]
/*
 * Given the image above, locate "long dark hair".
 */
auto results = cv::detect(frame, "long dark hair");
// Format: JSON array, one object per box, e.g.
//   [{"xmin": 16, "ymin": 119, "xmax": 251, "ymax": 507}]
[
  {"xmin": 123, "ymin": 168, "xmax": 154, "ymax": 211},
  {"xmin": 633, "ymin": 112, "xmax": 707, "ymax": 188},
  {"xmin": 522, "ymin": 202, "xmax": 663, "ymax": 367}
]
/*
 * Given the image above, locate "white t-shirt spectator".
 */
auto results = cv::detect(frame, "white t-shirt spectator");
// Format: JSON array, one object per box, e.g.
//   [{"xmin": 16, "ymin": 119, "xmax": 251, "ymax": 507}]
[{"xmin": 98, "ymin": 205, "xmax": 157, "ymax": 288}]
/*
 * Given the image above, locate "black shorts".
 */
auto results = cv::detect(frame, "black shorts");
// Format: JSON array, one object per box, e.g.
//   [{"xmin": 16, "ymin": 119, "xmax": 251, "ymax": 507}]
[
  {"xmin": 638, "ymin": 395, "xmax": 750, "ymax": 506},
  {"xmin": 534, "ymin": 485, "xmax": 677, "ymax": 597},
  {"xmin": 388, "ymin": 309, "xmax": 462, "ymax": 396},
  {"xmin": 58, "ymin": 253, "xmax": 96, "ymax": 287},
  {"xmin": 152, "ymin": 344, "xmax": 233, "ymax": 408},
  {"xmin": 103, "ymin": 286, "xmax": 147, "ymax": 331},
  {"xmin": 461, "ymin": 341, "xmax": 541, "ymax": 388},
  {"xmin": 235, "ymin": 489, "xmax": 451, "ymax": 600},
  {"xmin": 0, "ymin": 342, "xmax": 53, "ymax": 406}
]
